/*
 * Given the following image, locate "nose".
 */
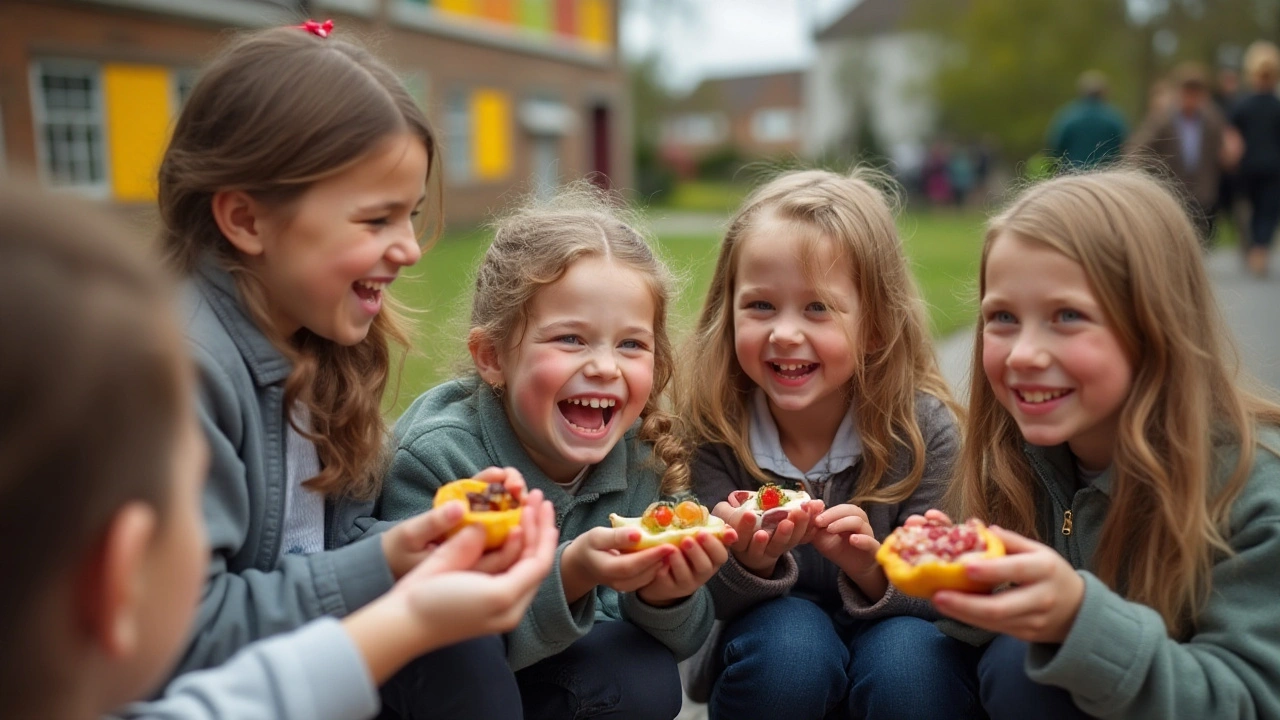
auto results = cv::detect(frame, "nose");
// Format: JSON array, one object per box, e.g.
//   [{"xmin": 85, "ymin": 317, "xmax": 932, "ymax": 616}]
[
  {"xmin": 585, "ymin": 347, "xmax": 621, "ymax": 379},
  {"xmin": 386, "ymin": 224, "xmax": 423, "ymax": 268},
  {"xmin": 1006, "ymin": 327, "xmax": 1049, "ymax": 370},
  {"xmin": 769, "ymin": 316, "xmax": 803, "ymax": 347}
]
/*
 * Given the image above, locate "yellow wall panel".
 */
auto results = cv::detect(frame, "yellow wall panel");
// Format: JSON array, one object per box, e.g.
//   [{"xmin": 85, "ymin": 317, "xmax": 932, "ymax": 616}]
[
  {"xmin": 103, "ymin": 64, "xmax": 171, "ymax": 202},
  {"xmin": 472, "ymin": 89, "xmax": 511, "ymax": 180},
  {"xmin": 580, "ymin": 0, "xmax": 610, "ymax": 47},
  {"xmin": 437, "ymin": 0, "xmax": 476, "ymax": 16}
]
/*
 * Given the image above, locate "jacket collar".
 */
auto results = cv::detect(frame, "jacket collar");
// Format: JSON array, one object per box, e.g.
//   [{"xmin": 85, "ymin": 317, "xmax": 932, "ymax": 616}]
[
  {"xmin": 748, "ymin": 387, "xmax": 861, "ymax": 482},
  {"xmin": 195, "ymin": 258, "xmax": 293, "ymax": 387},
  {"xmin": 1023, "ymin": 442, "xmax": 1113, "ymax": 503},
  {"xmin": 472, "ymin": 380, "xmax": 634, "ymax": 501}
]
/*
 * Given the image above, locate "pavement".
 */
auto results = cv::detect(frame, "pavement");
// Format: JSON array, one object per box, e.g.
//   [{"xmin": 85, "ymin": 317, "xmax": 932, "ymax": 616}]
[{"xmin": 675, "ymin": 246, "xmax": 1279, "ymax": 720}]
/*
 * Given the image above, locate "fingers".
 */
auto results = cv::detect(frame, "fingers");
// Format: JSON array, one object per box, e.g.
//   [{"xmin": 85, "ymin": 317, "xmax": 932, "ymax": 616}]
[
  {"xmin": 414, "ymin": 524, "xmax": 487, "ymax": 576},
  {"xmin": 393, "ymin": 501, "xmax": 466, "ymax": 551},
  {"xmin": 472, "ymin": 466, "xmax": 528, "ymax": 502},
  {"xmin": 987, "ymin": 525, "xmax": 1039, "ymax": 554}
]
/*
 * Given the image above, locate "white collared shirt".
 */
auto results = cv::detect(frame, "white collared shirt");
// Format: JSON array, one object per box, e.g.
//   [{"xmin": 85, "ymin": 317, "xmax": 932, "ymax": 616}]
[{"xmin": 747, "ymin": 388, "xmax": 862, "ymax": 500}]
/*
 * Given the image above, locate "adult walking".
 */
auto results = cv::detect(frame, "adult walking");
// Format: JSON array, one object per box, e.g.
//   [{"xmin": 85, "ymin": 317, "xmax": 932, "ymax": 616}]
[
  {"xmin": 1128, "ymin": 63, "xmax": 1232, "ymax": 245},
  {"xmin": 1231, "ymin": 41, "xmax": 1280, "ymax": 277},
  {"xmin": 1047, "ymin": 70, "xmax": 1128, "ymax": 169}
]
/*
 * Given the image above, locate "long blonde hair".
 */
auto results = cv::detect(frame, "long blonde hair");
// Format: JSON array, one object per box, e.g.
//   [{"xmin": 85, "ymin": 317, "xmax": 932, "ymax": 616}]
[
  {"xmin": 160, "ymin": 28, "xmax": 438, "ymax": 501},
  {"xmin": 953, "ymin": 169, "xmax": 1280, "ymax": 636},
  {"xmin": 677, "ymin": 169, "xmax": 957, "ymax": 504},
  {"xmin": 470, "ymin": 183, "xmax": 690, "ymax": 495}
]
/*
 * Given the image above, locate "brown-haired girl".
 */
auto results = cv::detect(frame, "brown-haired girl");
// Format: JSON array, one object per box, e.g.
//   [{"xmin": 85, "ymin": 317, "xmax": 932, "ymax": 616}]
[
  {"xmin": 0, "ymin": 183, "xmax": 559, "ymax": 720},
  {"xmin": 933, "ymin": 169, "xmax": 1280, "ymax": 719},
  {"xmin": 158, "ymin": 24, "xmax": 528, "ymax": 718},
  {"xmin": 379, "ymin": 183, "xmax": 736, "ymax": 720},
  {"xmin": 678, "ymin": 169, "xmax": 975, "ymax": 719}
]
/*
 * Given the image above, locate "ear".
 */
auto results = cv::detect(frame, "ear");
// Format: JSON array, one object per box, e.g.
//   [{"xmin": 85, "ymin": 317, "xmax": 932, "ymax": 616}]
[
  {"xmin": 210, "ymin": 190, "xmax": 268, "ymax": 257},
  {"xmin": 467, "ymin": 328, "xmax": 505, "ymax": 387},
  {"xmin": 81, "ymin": 502, "xmax": 158, "ymax": 659}
]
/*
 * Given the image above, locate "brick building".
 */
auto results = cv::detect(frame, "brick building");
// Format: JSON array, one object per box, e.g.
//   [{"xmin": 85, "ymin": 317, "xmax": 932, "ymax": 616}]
[{"xmin": 0, "ymin": 0, "xmax": 630, "ymax": 225}]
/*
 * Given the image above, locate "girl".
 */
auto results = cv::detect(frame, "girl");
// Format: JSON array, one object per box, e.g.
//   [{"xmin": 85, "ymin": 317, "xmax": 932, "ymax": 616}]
[
  {"xmin": 159, "ymin": 25, "xmax": 525, "ymax": 718},
  {"xmin": 0, "ymin": 183, "xmax": 557, "ymax": 720},
  {"xmin": 1230, "ymin": 40, "xmax": 1280, "ymax": 277},
  {"xmin": 678, "ymin": 169, "xmax": 976, "ymax": 720},
  {"xmin": 379, "ymin": 184, "xmax": 737, "ymax": 720},
  {"xmin": 937, "ymin": 169, "xmax": 1280, "ymax": 719}
]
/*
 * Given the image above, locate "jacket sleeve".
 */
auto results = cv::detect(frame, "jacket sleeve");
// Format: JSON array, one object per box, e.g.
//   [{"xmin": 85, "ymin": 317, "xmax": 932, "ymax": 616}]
[
  {"xmin": 839, "ymin": 394, "xmax": 958, "ymax": 621},
  {"xmin": 111, "ymin": 619, "xmax": 379, "ymax": 720},
  {"xmin": 382, "ymin": 438, "xmax": 596, "ymax": 672},
  {"xmin": 619, "ymin": 586, "xmax": 716, "ymax": 662},
  {"xmin": 692, "ymin": 445, "xmax": 801, "ymax": 621},
  {"xmin": 1025, "ymin": 480, "xmax": 1280, "ymax": 720},
  {"xmin": 177, "ymin": 348, "xmax": 393, "ymax": 676}
]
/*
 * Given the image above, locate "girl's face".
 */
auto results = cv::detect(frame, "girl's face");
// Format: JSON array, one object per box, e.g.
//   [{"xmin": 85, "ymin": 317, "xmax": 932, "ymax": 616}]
[
  {"xmin": 732, "ymin": 216, "xmax": 861, "ymax": 435},
  {"xmin": 253, "ymin": 133, "xmax": 428, "ymax": 344},
  {"xmin": 493, "ymin": 256, "xmax": 657, "ymax": 483},
  {"xmin": 980, "ymin": 232, "xmax": 1134, "ymax": 470}
]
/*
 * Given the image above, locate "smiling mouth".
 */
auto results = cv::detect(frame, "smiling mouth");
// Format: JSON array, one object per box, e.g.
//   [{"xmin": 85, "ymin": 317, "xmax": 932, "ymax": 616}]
[
  {"xmin": 558, "ymin": 397, "xmax": 617, "ymax": 435},
  {"xmin": 1015, "ymin": 388, "xmax": 1072, "ymax": 404},
  {"xmin": 770, "ymin": 362, "xmax": 818, "ymax": 379},
  {"xmin": 352, "ymin": 279, "xmax": 387, "ymax": 303}
]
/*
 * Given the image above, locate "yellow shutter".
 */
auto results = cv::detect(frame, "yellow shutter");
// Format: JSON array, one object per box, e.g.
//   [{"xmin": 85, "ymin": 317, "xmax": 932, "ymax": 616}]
[
  {"xmin": 580, "ymin": 0, "xmax": 610, "ymax": 47},
  {"xmin": 472, "ymin": 89, "xmax": 511, "ymax": 180},
  {"xmin": 103, "ymin": 63, "xmax": 172, "ymax": 202}
]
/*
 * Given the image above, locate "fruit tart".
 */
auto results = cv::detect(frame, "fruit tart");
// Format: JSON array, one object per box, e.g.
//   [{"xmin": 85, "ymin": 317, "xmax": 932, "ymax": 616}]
[
  {"xmin": 728, "ymin": 483, "xmax": 812, "ymax": 531},
  {"xmin": 433, "ymin": 478, "xmax": 523, "ymax": 550},
  {"xmin": 875, "ymin": 516, "xmax": 1005, "ymax": 598},
  {"xmin": 609, "ymin": 500, "xmax": 728, "ymax": 551}
]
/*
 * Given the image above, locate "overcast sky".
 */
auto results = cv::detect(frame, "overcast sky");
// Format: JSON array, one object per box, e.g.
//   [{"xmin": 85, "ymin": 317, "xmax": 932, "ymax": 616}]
[{"xmin": 621, "ymin": 0, "xmax": 859, "ymax": 92}]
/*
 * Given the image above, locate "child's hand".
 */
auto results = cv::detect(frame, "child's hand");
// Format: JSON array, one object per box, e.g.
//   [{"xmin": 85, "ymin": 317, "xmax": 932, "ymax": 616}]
[
  {"xmin": 382, "ymin": 466, "xmax": 527, "ymax": 579},
  {"xmin": 346, "ymin": 489, "xmax": 559, "ymax": 684},
  {"xmin": 636, "ymin": 528, "xmax": 738, "ymax": 607},
  {"xmin": 931, "ymin": 526, "xmax": 1085, "ymax": 644},
  {"xmin": 902, "ymin": 508, "xmax": 953, "ymax": 528},
  {"xmin": 811, "ymin": 503, "xmax": 888, "ymax": 600},
  {"xmin": 712, "ymin": 498, "xmax": 822, "ymax": 578},
  {"xmin": 560, "ymin": 527, "xmax": 677, "ymax": 603}
]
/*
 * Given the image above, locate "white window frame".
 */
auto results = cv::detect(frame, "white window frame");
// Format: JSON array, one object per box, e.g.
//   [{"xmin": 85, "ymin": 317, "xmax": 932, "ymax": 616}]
[
  {"xmin": 751, "ymin": 107, "xmax": 799, "ymax": 143},
  {"xmin": 30, "ymin": 59, "xmax": 109, "ymax": 197},
  {"xmin": 445, "ymin": 88, "xmax": 472, "ymax": 185}
]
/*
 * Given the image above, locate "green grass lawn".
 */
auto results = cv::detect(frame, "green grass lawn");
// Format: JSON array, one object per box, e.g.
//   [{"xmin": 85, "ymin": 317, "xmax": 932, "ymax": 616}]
[{"xmin": 388, "ymin": 209, "xmax": 986, "ymax": 415}]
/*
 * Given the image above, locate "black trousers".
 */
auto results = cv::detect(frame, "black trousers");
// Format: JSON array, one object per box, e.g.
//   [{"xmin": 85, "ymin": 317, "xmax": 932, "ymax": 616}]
[{"xmin": 378, "ymin": 635, "xmax": 522, "ymax": 720}]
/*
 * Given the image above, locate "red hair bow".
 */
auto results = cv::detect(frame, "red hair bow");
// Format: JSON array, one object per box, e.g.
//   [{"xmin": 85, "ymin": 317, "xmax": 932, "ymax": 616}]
[{"xmin": 298, "ymin": 19, "xmax": 334, "ymax": 38}]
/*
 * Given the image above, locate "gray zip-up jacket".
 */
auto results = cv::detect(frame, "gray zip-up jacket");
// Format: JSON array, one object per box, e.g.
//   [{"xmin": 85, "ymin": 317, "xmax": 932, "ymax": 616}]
[
  {"xmin": 172, "ymin": 261, "xmax": 394, "ymax": 677},
  {"xmin": 111, "ymin": 619, "xmax": 379, "ymax": 720}
]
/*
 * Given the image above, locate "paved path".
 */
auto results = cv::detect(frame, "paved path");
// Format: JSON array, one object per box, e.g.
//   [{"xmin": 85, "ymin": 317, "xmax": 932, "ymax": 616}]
[
  {"xmin": 936, "ymin": 248, "xmax": 1280, "ymax": 398},
  {"xmin": 676, "ymin": 248, "xmax": 1278, "ymax": 720}
]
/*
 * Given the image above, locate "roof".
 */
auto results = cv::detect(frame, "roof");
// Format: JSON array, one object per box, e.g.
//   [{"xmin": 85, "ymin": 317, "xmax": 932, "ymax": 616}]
[
  {"xmin": 670, "ymin": 70, "xmax": 805, "ymax": 114},
  {"xmin": 816, "ymin": 0, "xmax": 911, "ymax": 40}
]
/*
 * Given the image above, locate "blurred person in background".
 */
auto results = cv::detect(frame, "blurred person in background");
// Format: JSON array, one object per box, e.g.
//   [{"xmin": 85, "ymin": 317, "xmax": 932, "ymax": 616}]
[
  {"xmin": 1047, "ymin": 70, "xmax": 1129, "ymax": 169},
  {"xmin": 1128, "ymin": 62, "xmax": 1234, "ymax": 246},
  {"xmin": 1214, "ymin": 65, "xmax": 1251, "ymax": 248},
  {"xmin": 1230, "ymin": 41, "xmax": 1280, "ymax": 276}
]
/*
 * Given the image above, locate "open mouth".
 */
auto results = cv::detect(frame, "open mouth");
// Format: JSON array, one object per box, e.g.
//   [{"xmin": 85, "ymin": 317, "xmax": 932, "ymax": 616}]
[
  {"xmin": 557, "ymin": 396, "xmax": 617, "ymax": 436},
  {"xmin": 1015, "ymin": 388, "xmax": 1072, "ymax": 404},
  {"xmin": 353, "ymin": 279, "xmax": 389, "ymax": 306},
  {"xmin": 770, "ymin": 362, "xmax": 818, "ymax": 379}
]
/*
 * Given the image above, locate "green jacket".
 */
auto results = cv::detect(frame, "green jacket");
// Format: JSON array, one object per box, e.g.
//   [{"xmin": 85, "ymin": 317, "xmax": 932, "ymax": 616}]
[
  {"xmin": 1021, "ymin": 434, "xmax": 1280, "ymax": 719},
  {"xmin": 379, "ymin": 377, "xmax": 715, "ymax": 671},
  {"xmin": 1047, "ymin": 97, "xmax": 1128, "ymax": 168}
]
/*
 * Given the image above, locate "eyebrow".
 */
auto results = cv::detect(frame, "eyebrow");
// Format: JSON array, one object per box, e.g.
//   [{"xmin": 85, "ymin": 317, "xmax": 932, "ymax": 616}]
[
  {"xmin": 539, "ymin": 319, "xmax": 654, "ymax": 338},
  {"xmin": 355, "ymin": 193, "xmax": 427, "ymax": 214}
]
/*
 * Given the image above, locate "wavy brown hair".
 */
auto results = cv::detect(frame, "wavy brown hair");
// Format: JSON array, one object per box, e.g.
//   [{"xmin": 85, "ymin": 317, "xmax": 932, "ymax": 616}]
[
  {"xmin": 951, "ymin": 169, "xmax": 1280, "ymax": 637},
  {"xmin": 159, "ymin": 27, "xmax": 438, "ymax": 500},
  {"xmin": 676, "ymin": 169, "xmax": 958, "ymax": 504},
  {"xmin": 470, "ymin": 182, "xmax": 690, "ymax": 495},
  {"xmin": 0, "ymin": 184, "xmax": 186, "ymax": 713}
]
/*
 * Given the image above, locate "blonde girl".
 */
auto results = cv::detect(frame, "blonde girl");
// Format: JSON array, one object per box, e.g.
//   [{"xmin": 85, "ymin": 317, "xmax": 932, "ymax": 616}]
[
  {"xmin": 678, "ymin": 169, "xmax": 974, "ymax": 719},
  {"xmin": 160, "ymin": 25, "xmax": 529, "ymax": 719},
  {"xmin": 936, "ymin": 169, "xmax": 1280, "ymax": 719},
  {"xmin": 379, "ymin": 185, "xmax": 736, "ymax": 720}
]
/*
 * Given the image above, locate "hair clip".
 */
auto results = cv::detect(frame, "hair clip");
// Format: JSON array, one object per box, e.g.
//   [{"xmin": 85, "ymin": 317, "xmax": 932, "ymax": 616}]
[{"xmin": 297, "ymin": 19, "xmax": 334, "ymax": 38}]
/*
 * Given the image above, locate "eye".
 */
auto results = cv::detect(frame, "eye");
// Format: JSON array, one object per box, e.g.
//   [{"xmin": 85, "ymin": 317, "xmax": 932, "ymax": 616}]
[
  {"xmin": 986, "ymin": 310, "xmax": 1016, "ymax": 324},
  {"xmin": 555, "ymin": 335, "xmax": 584, "ymax": 345},
  {"xmin": 364, "ymin": 217, "xmax": 391, "ymax": 227},
  {"xmin": 744, "ymin": 300, "xmax": 773, "ymax": 311},
  {"xmin": 619, "ymin": 339, "xmax": 649, "ymax": 351},
  {"xmin": 1056, "ymin": 308, "xmax": 1084, "ymax": 323},
  {"xmin": 806, "ymin": 301, "xmax": 828, "ymax": 313}
]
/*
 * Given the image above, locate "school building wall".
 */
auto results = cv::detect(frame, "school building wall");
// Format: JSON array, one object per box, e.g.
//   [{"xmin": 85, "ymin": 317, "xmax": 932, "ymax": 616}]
[{"xmin": 0, "ymin": 0, "xmax": 631, "ymax": 227}]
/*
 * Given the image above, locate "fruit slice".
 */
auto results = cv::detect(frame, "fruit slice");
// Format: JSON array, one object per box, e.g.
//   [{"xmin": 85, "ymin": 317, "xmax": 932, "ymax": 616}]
[
  {"xmin": 433, "ymin": 478, "xmax": 522, "ymax": 550},
  {"xmin": 875, "ymin": 516, "xmax": 1005, "ymax": 598},
  {"xmin": 610, "ymin": 501, "xmax": 728, "ymax": 551},
  {"xmin": 728, "ymin": 484, "xmax": 811, "ymax": 530}
]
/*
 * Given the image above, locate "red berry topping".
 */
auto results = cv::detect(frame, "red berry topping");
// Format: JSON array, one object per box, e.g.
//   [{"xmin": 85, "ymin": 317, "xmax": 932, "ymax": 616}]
[
  {"xmin": 758, "ymin": 485, "xmax": 784, "ymax": 511},
  {"xmin": 651, "ymin": 504, "xmax": 674, "ymax": 528}
]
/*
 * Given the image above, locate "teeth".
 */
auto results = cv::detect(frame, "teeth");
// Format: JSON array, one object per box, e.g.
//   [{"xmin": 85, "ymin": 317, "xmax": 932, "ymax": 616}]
[
  {"xmin": 774, "ymin": 362, "xmax": 811, "ymax": 372},
  {"xmin": 566, "ymin": 398, "xmax": 616, "ymax": 407},
  {"xmin": 355, "ymin": 280, "xmax": 388, "ymax": 292},
  {"xmin": 1021, "ymin": 389, "xmax": 1068, "ymax": 404}
]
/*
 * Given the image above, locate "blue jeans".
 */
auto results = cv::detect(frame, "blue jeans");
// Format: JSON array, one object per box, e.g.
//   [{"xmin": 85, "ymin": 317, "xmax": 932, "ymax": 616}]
[
  {"xmin": 377, "ymin": 635, "xmax": 522, "ymax": 720},
  {"xmin": 709, "ymin": 596, "xmax": 981, "ymax": 720},
  {"xmin": 515, "ymin": 620, "xmax": 682, "ymax": 720},
  {"xmin": 977, "ymin": 634, "xmax": 1092, "ymax": 720}
]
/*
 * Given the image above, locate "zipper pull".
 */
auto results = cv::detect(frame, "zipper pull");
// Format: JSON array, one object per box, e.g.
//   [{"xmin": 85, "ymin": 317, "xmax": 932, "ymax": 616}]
[{"xmin": 1061, "ymin": 509, "xmax": 1073, "ymax": 536}]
